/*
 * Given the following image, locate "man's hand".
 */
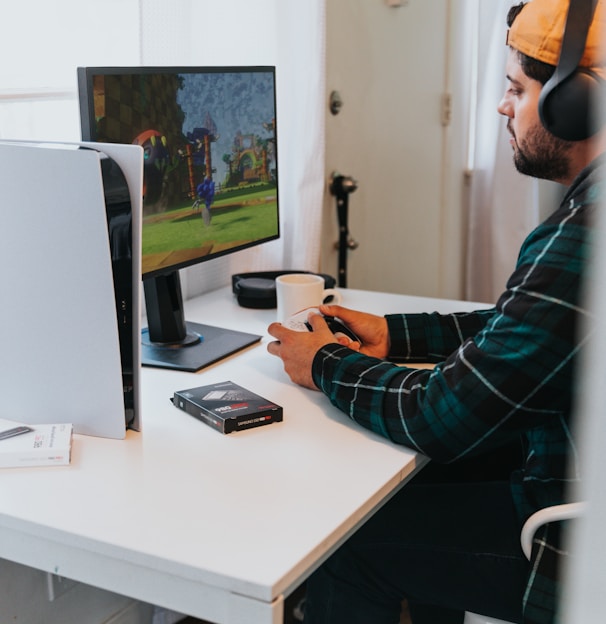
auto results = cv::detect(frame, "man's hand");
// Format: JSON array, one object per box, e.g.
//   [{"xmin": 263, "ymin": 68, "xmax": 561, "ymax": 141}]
[
  {"xmin": 319, "ymin": 305, "xmax": 390, "ymax": 359},
  {"xmin": 267, "ymin": 312, "xmax": 343, "ymax": 389}
]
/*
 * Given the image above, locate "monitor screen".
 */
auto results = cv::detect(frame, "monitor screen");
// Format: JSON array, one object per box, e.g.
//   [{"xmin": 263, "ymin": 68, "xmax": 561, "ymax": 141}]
[{"xmin": 78, "ymin": 66, "xmax": 279, "ymax": 371}]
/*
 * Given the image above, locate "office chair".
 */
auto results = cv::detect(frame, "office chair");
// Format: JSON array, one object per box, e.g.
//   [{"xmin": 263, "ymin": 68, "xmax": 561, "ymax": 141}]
[{"xmin": 463, "ymin": 502, "xmax": 585, "ymax": 624}]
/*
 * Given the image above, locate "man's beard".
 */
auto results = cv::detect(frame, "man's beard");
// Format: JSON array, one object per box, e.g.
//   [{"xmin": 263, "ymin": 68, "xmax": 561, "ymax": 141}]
[{"xmin": 509, "ymin": 120, "xmax": 574, "ymax": 181}]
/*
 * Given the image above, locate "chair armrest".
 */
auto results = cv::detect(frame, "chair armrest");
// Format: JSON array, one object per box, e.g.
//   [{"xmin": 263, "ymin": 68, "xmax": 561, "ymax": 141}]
[{"xmin": 520, "ymin": 502, "xmax": 586, "ymax": 559}]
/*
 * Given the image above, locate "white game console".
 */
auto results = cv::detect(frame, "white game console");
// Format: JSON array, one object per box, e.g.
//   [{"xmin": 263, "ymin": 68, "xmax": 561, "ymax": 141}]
[{"xmin": 0, "ymin": 140, "xmax": 143, "ymax": 438}]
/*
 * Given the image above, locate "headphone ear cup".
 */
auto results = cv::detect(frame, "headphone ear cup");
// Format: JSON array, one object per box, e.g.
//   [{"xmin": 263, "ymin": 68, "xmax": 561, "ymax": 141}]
[{"xmin": 539, "ymin": 68, "xmax": 601, "ymax": 141}]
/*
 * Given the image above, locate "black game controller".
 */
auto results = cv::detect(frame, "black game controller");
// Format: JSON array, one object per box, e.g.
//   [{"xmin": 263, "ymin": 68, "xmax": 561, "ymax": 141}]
[{"xmin": 283, "ymin": 308, "xmax": 359, "ymax": 342}]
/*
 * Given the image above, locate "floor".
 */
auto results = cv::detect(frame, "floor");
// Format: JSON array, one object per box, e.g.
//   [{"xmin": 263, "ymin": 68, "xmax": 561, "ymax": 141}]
[{"xmin": 177, "ymin": 588, "xmax": 413, "ymax": 624}]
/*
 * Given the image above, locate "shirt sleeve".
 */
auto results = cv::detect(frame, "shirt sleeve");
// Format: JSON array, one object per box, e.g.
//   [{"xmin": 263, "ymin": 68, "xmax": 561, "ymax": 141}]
[
  {"xmin": 311, "ymin": 207, "xmax": 590, "ymax": 464},
  {"xmin": 385, "ymin": 308, "xmax": 495, "ymax": 362}
]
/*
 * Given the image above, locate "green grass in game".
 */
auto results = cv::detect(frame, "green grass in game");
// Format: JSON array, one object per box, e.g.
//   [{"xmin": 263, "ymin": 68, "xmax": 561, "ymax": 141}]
[{"xmin": 142, "ymin": 186, "xmax": 278, "ymax": 274}]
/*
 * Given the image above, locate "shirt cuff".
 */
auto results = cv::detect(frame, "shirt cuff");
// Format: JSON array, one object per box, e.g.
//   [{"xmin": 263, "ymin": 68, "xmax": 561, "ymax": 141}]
[{"xmin": 311, "ymin": 343, "xmax": 356, "ymax": 393}]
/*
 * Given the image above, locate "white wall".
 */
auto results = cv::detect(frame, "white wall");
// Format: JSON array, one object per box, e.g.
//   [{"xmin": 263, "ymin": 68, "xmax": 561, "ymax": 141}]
[{"xmin": 0, "ymin": 0, "xmax": 140, "ymax": 141}]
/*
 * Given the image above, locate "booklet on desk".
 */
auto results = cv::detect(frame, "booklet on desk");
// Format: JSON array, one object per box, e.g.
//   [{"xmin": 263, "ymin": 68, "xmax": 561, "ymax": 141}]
[{"xmin": 0, "ymin": 419, "xmax": 73, "ymax": 468}]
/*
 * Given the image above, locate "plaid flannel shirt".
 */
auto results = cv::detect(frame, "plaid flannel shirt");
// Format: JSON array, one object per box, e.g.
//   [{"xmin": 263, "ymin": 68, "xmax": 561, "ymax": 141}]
[{"xmin": 312, "ymin": 156, "xmax": 605, "ymax": 624}]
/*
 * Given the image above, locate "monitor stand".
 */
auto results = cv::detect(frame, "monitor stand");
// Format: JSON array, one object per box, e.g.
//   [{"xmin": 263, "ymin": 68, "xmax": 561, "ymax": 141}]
[{"xmin": 141, "ymin": 272, "xmax": 261, "ymax": 372}]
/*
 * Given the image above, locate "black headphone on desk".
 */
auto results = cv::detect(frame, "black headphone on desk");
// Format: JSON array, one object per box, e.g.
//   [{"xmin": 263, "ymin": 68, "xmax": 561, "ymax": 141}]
[
  {"xmin": 232, "ymin": 270, "xmax": 337, "ymax": 309},
  {"xmin": 538, "ymin": 0, "xmax": 604, "ymax": 141}
]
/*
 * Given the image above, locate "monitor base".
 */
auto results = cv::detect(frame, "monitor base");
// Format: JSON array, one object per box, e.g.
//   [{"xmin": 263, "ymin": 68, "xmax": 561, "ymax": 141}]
[{"xmin": 141, "ymin": 322, "xmax": 261, "ymax": 372}]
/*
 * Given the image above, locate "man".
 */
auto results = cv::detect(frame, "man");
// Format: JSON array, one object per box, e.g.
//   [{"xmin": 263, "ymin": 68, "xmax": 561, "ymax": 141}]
[{"xmin": 267, "ymin": 1, "xmax": 606, "ymax": 622}]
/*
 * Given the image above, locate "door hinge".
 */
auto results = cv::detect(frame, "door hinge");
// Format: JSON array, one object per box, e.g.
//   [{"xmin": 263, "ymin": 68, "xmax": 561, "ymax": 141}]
[{"xmin": 441, "ymin": 93, "xmax": 452, "ymax": 127}]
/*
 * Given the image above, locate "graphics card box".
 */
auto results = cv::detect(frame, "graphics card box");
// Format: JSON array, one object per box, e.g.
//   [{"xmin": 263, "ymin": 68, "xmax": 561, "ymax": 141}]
[{"xmin": 171, "ymin": 381, "xmax": 283, "ymax": 434}]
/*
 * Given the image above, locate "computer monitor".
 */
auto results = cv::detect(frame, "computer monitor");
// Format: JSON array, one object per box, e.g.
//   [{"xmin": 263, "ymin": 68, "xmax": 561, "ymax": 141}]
[{"xmin": 78, "ymin": 66, "xmax": 280, "ymax": 371}]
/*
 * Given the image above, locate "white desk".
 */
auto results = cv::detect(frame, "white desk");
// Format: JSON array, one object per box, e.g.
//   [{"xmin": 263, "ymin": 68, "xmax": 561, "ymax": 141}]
[{"xmin": 0, "ymin": 287, "xmax": 478, "ymax": 624}]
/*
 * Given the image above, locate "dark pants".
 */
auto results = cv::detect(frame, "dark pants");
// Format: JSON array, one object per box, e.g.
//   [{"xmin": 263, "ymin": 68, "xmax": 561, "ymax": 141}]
[{"xmin": 304, "ymin": 448, "xmax": 529, "ymax": 624}]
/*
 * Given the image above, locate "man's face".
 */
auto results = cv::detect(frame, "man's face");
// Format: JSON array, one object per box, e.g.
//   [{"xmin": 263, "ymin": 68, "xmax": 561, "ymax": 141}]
[{"xmin": 498, "ymin": 49, "xmax": 574, "ymax": 183}]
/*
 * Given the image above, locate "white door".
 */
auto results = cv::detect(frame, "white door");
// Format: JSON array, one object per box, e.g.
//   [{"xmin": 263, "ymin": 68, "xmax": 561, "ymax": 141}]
[{"xmin": 321, "ymin": 0, "xmax": 469, "ymax": 300}]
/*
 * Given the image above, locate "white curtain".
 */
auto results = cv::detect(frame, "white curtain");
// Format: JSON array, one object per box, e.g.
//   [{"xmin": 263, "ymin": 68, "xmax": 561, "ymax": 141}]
[{"xmin": 464, "ymin": 0, "xmax": 539, "ymax": 303}]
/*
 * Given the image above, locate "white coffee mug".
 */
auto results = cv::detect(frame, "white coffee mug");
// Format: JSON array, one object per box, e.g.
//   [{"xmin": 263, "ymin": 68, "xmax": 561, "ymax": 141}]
[{"xmin": 276, "ymin": 274, "xmax": 342, "ymax": 322}]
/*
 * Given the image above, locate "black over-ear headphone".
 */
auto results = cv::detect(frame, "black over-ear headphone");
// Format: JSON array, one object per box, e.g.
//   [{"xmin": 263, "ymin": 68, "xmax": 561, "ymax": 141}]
[{"xmin": 539, "ymin": 0, "xmax": 603, "ymax": 141}]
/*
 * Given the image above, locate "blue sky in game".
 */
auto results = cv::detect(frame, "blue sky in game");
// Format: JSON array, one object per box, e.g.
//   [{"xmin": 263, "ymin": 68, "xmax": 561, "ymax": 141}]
[{"xmin": 177, "ymin": 70, "xmax": 276, "ymax": 182}]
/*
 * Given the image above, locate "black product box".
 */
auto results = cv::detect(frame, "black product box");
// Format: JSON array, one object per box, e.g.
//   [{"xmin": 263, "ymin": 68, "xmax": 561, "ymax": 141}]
[{"xmin": 171, "ymin": 381, "xmax": 283, "ymax": 434}]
